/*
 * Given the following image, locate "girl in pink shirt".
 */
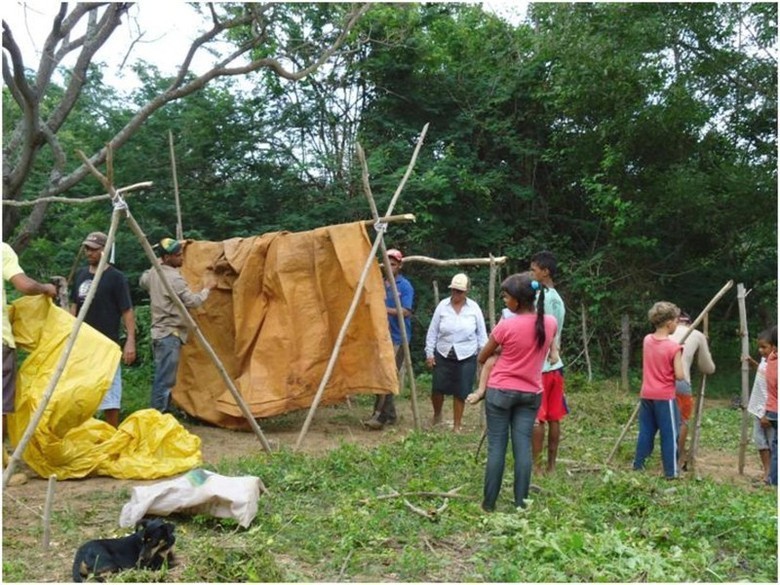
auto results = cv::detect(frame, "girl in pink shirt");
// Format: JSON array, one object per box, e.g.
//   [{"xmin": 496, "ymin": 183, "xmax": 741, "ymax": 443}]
[
  {"xmin": 467, "ymin": 272, "xmax": 557, "ymax": 511},
  {"xmin": 633, "ymin": 301, "xmax": 684, "ymax": 479}
]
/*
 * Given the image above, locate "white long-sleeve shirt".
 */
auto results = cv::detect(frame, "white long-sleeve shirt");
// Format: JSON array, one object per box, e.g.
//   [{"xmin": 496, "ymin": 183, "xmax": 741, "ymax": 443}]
[
  {"xmin": 747, "ymin": 357, "xmax": 768, "ymax": 418},
  {"xmin": 670, "ymin": 325, "xmax": 716, "ymax": 383},
  {"xmin": 425, "ymin": 297, "xmax": 488, "ymax": 360}
]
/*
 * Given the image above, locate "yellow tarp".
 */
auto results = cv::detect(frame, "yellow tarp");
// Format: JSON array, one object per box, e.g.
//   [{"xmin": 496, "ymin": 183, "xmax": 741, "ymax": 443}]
[
  {"xmin": 7, "ymin": 295, "xmax": 201, "ymax": 480},
  {"xmin": 174, "ymin": 221, "xmax": 398, "ymax": 429}
]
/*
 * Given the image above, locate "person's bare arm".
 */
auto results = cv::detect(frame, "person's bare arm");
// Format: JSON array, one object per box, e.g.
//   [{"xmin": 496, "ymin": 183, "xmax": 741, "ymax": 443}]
[
  {"xmin": 10, "ymin": 273, "xmax": 57, "ymax": 298},
  {"xmin": 478, "ymin": 335, "xmax": 499, "ymax": 365},
  {"xmin": 121, "ymin": 308, "xmax": 136, "ymax": 365},
  {"xmin": 673, "ymin": 350, "xmax": 685, "ymax": 381}
]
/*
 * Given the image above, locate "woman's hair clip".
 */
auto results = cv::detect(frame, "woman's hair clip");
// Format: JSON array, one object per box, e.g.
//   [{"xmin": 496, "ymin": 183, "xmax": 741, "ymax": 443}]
[{"xmin": 531, "ymin": 280, "xmax": 540, "ymax": 290}]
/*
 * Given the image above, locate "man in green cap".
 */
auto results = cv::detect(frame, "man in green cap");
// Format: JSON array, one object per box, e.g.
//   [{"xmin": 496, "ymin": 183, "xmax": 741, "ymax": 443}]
[{"xmin": 140, "ymin": 238, "xmax": 215, "ymax": 413}]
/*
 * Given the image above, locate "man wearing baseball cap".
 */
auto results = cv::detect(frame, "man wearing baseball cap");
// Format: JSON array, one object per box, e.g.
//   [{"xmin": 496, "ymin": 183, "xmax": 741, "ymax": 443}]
[
  {"xmin": 365, "ymin": 248, "xmax": 414, "ymax": 430},
  {"xmin": 70, "ymin": 231, "xmax": 136, "ymax": 427},
  {"xmin": 140, "ymin": 237, "xmax": 215, "ymax": 413}
]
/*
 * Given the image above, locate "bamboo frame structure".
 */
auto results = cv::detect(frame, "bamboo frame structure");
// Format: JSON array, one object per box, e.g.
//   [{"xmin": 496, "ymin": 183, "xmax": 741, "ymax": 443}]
[
  {"xmin": 355, "ymin": 142, "xmax": 421, "ymax": 430},
  {"xmin": 605, "ymin": 280, "xmax": 734, "ymax": 465},
  {"xmin": 294, "ymin": 124, "xmax": 430, "ymax": 450}
]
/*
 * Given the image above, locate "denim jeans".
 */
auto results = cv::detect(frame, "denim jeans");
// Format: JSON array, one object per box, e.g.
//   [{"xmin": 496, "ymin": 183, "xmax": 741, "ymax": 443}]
[
  {"xmin": 633, "ymin": 398, "xmax": 680, "ymax": 478},
  {"xmin": 151, "ymin": 334, "xmax": 182, "ymax": 413},
  {"xmin": 767, "ymin": 410, "xmax": 778, "ymax": 486},
  {"xmin": 483, "ymin": 389, "xmax": 542, "ymax": 510}
]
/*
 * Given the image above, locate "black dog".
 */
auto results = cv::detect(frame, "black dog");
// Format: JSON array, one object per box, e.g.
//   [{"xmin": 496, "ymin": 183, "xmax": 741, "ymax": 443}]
[{"xmin": 72, "ymin": 518, "xmax": 176, "ymax": 582}]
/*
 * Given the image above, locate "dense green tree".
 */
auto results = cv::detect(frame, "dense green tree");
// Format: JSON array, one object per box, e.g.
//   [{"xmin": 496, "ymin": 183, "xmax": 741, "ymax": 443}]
[{"xmin": 2, "ymin": 2, "xmax": 370, "ymax": 249}]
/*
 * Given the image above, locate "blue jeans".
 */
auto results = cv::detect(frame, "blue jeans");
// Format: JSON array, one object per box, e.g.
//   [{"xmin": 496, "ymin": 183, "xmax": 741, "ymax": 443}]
[
  {"xmin": 151, "ymin": 335, "xmax": 182, "ymax": 413},
  {"xmin": 633, "ymin": 398, "xmax": 680, "ymax": 478},
  {"xmin": 483, "ymin": 389, "xmax": 541, "ymax": 510},
  {"xmin": 767, "ymin": 410, "xmax": 778, "ymax": 486}
]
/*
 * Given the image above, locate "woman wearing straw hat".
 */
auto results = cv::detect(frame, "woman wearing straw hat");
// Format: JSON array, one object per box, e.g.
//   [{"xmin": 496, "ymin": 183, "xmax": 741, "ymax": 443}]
[{"xmin": 424, "ymin": 273, "xmax": 488, "ymax": 432}]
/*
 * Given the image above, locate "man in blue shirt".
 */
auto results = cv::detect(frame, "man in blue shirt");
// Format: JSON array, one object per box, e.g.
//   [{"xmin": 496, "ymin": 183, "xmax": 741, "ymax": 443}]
[{"xmin": 365, "ymin": 248, "xmax": 414, "ymax": 430}]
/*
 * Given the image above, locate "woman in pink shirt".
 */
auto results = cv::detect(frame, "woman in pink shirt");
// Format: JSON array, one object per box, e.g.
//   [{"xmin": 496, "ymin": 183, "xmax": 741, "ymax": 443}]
[
  {"xmin": 467, "ymin": 272, "xmax": 556, "ymax": 511},
  {"xmin": 633, "ymin": 301, "xmax": 685, "ymax": 479}
]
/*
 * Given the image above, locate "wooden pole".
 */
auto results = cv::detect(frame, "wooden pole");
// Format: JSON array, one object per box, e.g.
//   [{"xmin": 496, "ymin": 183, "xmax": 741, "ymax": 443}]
[
  {"xmin": 360, "ymin": 213, "xmax": 416, "ymax": 226},
  {"xmin": 582, "ymin": 302, "xmax": 592, "ymax": 382},
  {"xmin": 1, "ymin": 181, "xmax": 152, "ymax": 207},
  {"xmin": 488, "ymin": 256, "xmax": 497, "ymax": 329},
  {"xmin": 687, "ymin": 314, "xmax": 709, "ymax": 473},
  {"xmin": 402, "ymin": 255, "xmax": 508, "ymax": 266},
  {"xmin": 356, "ymin": 143, "xmax": 420, "ymax": 430},
  {"xmin": 736, "ymin": 283, "xmax": 751, "ymax": 474},
  {"xmin": 77, "ymin": 149, "xmax": 273, "ymax": 453},
  {"xmin": 433, "ymin": 281, "xmax": 440, "ymax": 305},
  {"xmin": 620, "ymin": 313, "xmax": 630, "ymax": 391},
  {"xmin": 3, "ymin": 209, "xmax": 123, "ymax": 488},
  {"xmin": 42, "ymin": 474, "xmax": 56, "ymax": 549},
  {"xmin": 169, "ymin": 130, "xmax": 184, "ymax": 241},
  {"xmin": 605, "ymin": 280, "xmax": 734, "ymax": 465}
]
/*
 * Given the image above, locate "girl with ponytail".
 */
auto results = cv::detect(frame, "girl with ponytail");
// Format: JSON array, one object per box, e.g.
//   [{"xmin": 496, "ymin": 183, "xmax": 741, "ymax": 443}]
[{"xmin": 469, "ymin": 272, "xmax": 557, "ymax": 511}]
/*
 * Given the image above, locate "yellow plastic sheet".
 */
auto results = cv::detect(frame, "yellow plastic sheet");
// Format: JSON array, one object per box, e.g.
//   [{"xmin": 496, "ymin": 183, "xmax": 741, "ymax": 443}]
[{"xmin": 7, "ymin": 295, "xmax": 201, "ymax": 480}]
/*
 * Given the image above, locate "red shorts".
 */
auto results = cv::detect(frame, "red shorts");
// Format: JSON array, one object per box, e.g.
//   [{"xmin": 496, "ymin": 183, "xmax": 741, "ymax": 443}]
[
  {"xmin": 536, "ymin": 369, "xmax": 567, "ymax": 423},
  {"xmin": 676, "ymin": 394, "xmax": 693, "ymax": 423}
]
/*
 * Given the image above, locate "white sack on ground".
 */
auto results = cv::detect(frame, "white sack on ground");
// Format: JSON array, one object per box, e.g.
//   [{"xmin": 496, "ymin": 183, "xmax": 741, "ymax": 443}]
[{"xmin": 119, "ymin": 468, "xmax": 264, "ymax": 528}]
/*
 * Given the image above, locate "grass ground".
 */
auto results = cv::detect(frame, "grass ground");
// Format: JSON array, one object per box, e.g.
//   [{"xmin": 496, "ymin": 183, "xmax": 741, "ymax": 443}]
[{"xmin": 2, "ymin": 374, "xmax": 777, "ymax": 583}]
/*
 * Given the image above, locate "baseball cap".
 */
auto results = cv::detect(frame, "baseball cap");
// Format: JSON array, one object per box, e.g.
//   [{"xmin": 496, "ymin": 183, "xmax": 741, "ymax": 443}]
[
  {"xmin": 159, "ymin": 238, "xmax": 183, "ymax": 255},
  {"xmin": 82, "ymin": 232, "xmax": 107, "ymax": 249},
  {"xmin": 449, "ymin": 273, "xmax": 469, "ymax": 291},
  {"xmin": 387, "ymin": 248, "xmax": 403, "ymax": 262}
]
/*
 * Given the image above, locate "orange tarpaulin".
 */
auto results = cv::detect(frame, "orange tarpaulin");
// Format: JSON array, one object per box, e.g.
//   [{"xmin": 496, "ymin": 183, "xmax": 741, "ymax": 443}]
[{"xmin": 173, "ymin": 221, "xmax": 398, "ymax": 429}]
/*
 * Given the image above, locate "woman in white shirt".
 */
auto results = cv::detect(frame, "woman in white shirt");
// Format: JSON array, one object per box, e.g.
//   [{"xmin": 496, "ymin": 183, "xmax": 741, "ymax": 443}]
[{"xmin": 425, "ymin": 273, "xmax": 488, "ymax": 432}]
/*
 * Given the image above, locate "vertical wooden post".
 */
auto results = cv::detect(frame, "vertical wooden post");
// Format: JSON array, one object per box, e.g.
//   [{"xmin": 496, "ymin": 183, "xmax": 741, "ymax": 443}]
[
  {"xmin": 687, "ymin": 314, "xmax": 710, "ymax": 473},
  {"xmin": 581, "ymin": 302, "xmax": 592, "ymax": 382},
  {"xmin": 42, "ymin": 474, "xmax": 57, "ymax": 549},
  {"xmin": 488, "ymin": 256, "xmax": 497, "ymax": 329},
  {"xmin": 620, "ymin": 313, "xmax": 630, "ymax": 392},
  {"xmin": 736, "ymin": 283, "xmax": 751, "ymax": 474},
  {"xmin": 169, "ymin": 130, "xmax": 184, "ymax": 241}
]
